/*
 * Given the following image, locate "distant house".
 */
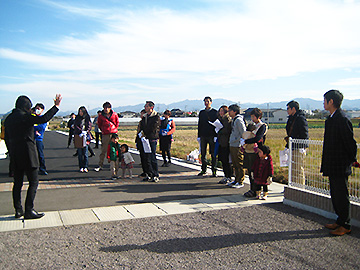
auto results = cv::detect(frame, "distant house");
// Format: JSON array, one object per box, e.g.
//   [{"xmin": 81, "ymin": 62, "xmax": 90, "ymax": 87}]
[
  {"xmin": 346, "ymin": 110, "xmax": 360, "ymax": 119},
  {"xmin": 120, "ymin": 111, "xmax": 137, "ymax": 118},
  {"xmin": 243, "ymin": 108, "xmax": 288, "ymax": 123},
  {"xmin": 171, "ymin": 109, "xmax": 185, "ymax": 117}
]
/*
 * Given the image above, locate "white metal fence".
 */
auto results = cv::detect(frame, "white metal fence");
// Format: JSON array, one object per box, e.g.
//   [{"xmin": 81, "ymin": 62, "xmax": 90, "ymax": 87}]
[{"xmin": 288, "ymin": 138, "xmax": 360, "ymax": 203}]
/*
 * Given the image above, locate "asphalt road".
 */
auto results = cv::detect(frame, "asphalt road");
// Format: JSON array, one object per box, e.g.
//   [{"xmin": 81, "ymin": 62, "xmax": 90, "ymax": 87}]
[{"xmin": 0, "ymin": 131, "xmax": 249, "ymax": 215}]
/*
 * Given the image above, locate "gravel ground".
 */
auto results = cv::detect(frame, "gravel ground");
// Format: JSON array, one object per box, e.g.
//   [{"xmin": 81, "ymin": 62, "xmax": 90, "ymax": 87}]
[{"xmin": 1, "ymin": 203, "xmax": 359, "ymax": 269}]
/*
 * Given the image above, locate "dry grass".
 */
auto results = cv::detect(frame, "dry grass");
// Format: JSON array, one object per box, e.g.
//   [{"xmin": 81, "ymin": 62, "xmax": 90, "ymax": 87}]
[
  {"xmin": 49, "ymin": 117, "xmax": 359, "ymax": 183},
  {"xmin": 114, "ymin": 125, "xmax": 360, "ymax": 183}
]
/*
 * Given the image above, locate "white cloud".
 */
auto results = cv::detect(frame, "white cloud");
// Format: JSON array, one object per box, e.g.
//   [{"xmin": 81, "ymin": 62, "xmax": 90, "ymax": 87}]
[
  {"xmin": 1, "ymin": 0, "xmax": 360, "ymax": 112},
  {"xmin": 331, "ymin": 78, "xmax": 360, "ymax": 86}
]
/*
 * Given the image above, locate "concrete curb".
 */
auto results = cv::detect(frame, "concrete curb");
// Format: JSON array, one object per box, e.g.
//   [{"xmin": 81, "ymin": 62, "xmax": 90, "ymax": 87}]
[{"xmin": 0, "ymin": 189, "xmax": 284, "ymax": 232}]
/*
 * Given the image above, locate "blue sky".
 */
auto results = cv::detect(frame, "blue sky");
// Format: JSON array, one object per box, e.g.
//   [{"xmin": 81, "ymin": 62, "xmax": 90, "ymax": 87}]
[{"xmin": 1, "ymin": 0, "xmax": 360, "ymax": 113}]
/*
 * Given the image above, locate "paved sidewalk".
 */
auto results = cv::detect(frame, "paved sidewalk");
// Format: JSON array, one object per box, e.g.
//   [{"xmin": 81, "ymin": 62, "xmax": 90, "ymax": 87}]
[{"xmin": 0, "ymin": 182, "xmax": 284, "ymax": 232}]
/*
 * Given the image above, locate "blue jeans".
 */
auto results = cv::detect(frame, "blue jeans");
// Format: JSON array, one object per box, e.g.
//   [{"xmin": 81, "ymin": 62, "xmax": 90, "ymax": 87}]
[
  {"xmin": 77, "ymin": 145, "xmax": 89, "ymax": 169},
  {"xmin": 36, "ymin": 140, "xmax": 46, "ymax": 172},
  {"xmin": 145, "ymin": 140, "xmax": 159, "ymax": 178}
]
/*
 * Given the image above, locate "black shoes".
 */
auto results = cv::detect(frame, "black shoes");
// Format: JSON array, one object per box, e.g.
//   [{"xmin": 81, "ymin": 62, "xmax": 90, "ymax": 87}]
[
  {"xmin": 15, "ymin": 209, "xmax": 24, "ymax": 219},
  {"xmin": 139, "ymin": 172, "xmax": 147, "ymax": 178},
  {"xmin": 38, "ymin": 170, "xmax": 48, "ymax": 175},
  {"xmin": 24, "ymin": 210, "xmax": 45, "ymax": 220},
  {"xmin": 89, "ymin": 153, "xmax": 95, "ymax": 157},
  {"xmin": 197, "ymin": 171, "xmax": 206, "ymax": 176}
]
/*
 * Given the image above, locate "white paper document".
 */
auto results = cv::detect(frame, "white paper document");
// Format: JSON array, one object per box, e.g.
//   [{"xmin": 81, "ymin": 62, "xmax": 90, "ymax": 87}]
[
  {"xmin": 208, "ymin": 119, "xmax": 223, "ymax": 133},
  {"xmin": 141, "ymin": 137, "xmax": 152, "ymax": 153}
]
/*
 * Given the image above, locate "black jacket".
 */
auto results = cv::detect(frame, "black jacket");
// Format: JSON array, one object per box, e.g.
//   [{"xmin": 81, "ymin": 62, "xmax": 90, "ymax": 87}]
[
  {"xmin": 217, "ymin": 113, "xmax": 232, "ymax": 147},
  {"xmin": 197, "ymin": 108, "xmax": 218, "ymax": 138},
  {"xmin": 74, "ymin": 115, "xmax": 92, "ymax": 136},
  {"xmin": 140, "ymin": 111, "xmax": 160, "ymax": 140},
  {"xmin": 285, "ymin": 110, "xmax": 309, "ymax": 148},
  {"xmin": 4, "ymin": 105, "xmax": 59, "ymax": 170},
  {"xmin": 321, "ymin": 109, "xmax": 357, "ymax": 176}
]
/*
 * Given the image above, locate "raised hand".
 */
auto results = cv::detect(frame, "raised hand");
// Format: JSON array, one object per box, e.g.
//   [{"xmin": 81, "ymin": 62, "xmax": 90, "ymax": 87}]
[{"xmin": 54, "ymin": 94, "xmax": 62, "ymax": 106}]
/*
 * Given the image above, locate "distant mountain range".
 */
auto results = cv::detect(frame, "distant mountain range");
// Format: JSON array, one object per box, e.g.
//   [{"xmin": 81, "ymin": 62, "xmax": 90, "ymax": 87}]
[
  {"xmin": 1, "ymin": 98, "xmax": 359, "ymax": 118},
  {"xmin": 83, "ymin": 97, "xmax": 360, "ymax": 117}
]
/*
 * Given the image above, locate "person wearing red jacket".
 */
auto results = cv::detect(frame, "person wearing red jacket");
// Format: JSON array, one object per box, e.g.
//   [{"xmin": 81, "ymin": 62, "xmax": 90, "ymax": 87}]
[
  {"xmin": 94, "ymin": 102, "xmax": 119, "ymax": 172},
  {"xmin": 251, "ymin": 145, "xmax": 274, "ymax": 200}
]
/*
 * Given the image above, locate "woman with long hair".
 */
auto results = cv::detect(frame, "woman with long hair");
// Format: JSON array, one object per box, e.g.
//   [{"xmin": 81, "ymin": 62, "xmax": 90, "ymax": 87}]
[
  {"xmin": 74, "ymin": 106, "xmax": 92, "ymax": 172},
  {"xmin": 243, "ymin": 108, "xmax": 268, "ymax": 197},
  {"xmin": 217, "ymin": 105, "xmax": 233, "ymax": 184}
]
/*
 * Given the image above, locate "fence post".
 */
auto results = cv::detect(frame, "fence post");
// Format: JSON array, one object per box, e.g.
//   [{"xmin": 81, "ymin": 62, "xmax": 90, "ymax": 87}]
[{"xmin": 288, "ymin": 137, "xmax": 292, "ymax": 186}]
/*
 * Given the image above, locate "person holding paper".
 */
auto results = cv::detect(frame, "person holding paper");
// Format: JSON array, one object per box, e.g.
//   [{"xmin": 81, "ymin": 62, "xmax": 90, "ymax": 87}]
[
  {"xmin": 217, "ymin": 106, "xmax": 232, "ymax": 184},
  {"xmin": 139, "ymin": 101, "xmax": 161, "ymax": 182},
  {"xmin": 197, "ymin": 96, "xmax": 218, "ymax": 177},
  {"xmin": 135, "ymin": 109, "xmax": 148, "ymax": 177}
]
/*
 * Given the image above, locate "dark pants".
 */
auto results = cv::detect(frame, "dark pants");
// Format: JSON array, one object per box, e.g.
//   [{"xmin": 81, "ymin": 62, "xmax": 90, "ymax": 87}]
[
  {"xmin": 218, "ymin": 145, "xmax": 231, "ymax": 178},
  {"xmin": 329, "ymin": 175, "xmax": 351, "ymax": 229},
  {"xmin": 13, "ymin": 168, "xmax": 38, "ymax": 212},
  {"xmin": 36, "ymin": 140, "xmax": 46, "ymax": 172},
  {"xmin": 95, "ymin": 132, "xmax": 102, "ymax": 148},
  {"xmin": 160, "ymin": 135, "xmax": 172, "ymax": 163},
  {"xmin": 200, "ymin": 136, "xmax": 216, "ymax": 173},
  {"xmin": 77, "ymin": 145, "xmax": 89, "ymax": 169},
  {"xmin": 254, "ymin": 184, "xmax": 268, "ymax": 192},
  {"xmin": 244, "ymin": 152, "xmax": 257, "ymax": 191},
  {"xmin": 145, "ymin": 140, "xmax": 159, "ymax": 178},
  {"xmin": 68, "ymin": 130, "xmax": 74, "ymax": 147},
  {"xmin": 136, "ymin": 141, "xmax": 148, "ymax": 174},
  {"xmin": 88, "ymin": 144, "xmax": 95, "ymax": 156}
]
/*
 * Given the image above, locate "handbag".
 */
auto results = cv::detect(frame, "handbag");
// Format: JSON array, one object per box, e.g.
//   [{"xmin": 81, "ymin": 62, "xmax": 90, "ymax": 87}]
[{"xmin": 74, "ymin": 134, "xmax": 86, "ymax": 148}]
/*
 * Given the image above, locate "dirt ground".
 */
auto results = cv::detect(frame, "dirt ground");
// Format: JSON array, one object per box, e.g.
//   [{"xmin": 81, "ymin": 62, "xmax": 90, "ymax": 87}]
[{"xmin": 1, "ymin": 203, "xmax": 359, "ymax": 269}]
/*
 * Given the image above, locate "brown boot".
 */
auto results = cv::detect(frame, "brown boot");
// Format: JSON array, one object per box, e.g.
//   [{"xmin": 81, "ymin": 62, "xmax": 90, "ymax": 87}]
[
  {"xmin": 256, "ymin": 191, "xmax": 261, "ymax": 199},
  {"xmin": 325, "ymin": 223, "xmax": 340, "ymax": 230},
  {"xmin": 261, "ymin": 192, "xmax": 268, "ymax": 200},
  {"xmin": 330, "ymin": 226, "xmax": 351, "ymax": 236}
]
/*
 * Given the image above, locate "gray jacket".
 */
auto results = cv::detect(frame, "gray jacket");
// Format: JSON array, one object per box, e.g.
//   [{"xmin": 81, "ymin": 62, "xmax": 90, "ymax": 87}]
[{"xmin": 229, "ymin": 114, "xmax": 246, "ymax": 147}]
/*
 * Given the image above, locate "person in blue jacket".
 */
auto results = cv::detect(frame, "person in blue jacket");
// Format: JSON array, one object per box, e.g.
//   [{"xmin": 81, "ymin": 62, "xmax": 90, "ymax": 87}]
[{"xmin": 33, "ymin": 103, "xmax": 48, "ymax": 175}]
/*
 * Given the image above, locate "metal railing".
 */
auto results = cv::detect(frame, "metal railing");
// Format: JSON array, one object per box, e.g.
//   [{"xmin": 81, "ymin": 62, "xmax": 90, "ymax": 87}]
[{"xmin": 288, "ymin": 138, "xmax": 360, "ymax": 203}]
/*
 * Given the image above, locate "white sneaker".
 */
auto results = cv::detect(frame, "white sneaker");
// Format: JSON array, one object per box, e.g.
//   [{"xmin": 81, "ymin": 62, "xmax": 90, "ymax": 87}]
[
  {"xmin": 84, "ymin": 168, "xmax": 88, "ymax": 173},
  {"xmin": 226, "ymin": 181, "xmax": 236, "ymax": 187},
  {"xmin": 94, "ymin": 167, "xmax": 102, "ymax": 172},
  {"xmin": 232, "ymin": 183, "xmax": 244, "ymax": 189},
  {"xmin": 80, "ymin": 168, "xmax": 84, "ymax": 173}
]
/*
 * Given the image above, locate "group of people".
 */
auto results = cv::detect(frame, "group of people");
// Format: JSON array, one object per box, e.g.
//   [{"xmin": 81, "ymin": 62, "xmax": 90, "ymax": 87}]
[
  {"xmin": 197, "ymin": 97, "xmax": 272, "ymax": 200},
  {"xmin": 197, "ymin": 91, "xmax": 358, "ymax": 236},
  {"xmin": 2, "ymin": 90, "xmax": 358, "ymax": 237},
  {"xmin": 66, "ymin": 100, "xmax": 176, "ymax": 183}
]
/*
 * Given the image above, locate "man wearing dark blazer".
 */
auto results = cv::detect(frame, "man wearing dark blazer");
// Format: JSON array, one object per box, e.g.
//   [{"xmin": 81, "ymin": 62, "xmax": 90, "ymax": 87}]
[
  {"xmin": 321, "ymin": 90, "xmax": 357, "ymax": 236},
  {"xmin": 4, "ymin": 94, "xmax": 62, "ymax": 219}
]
